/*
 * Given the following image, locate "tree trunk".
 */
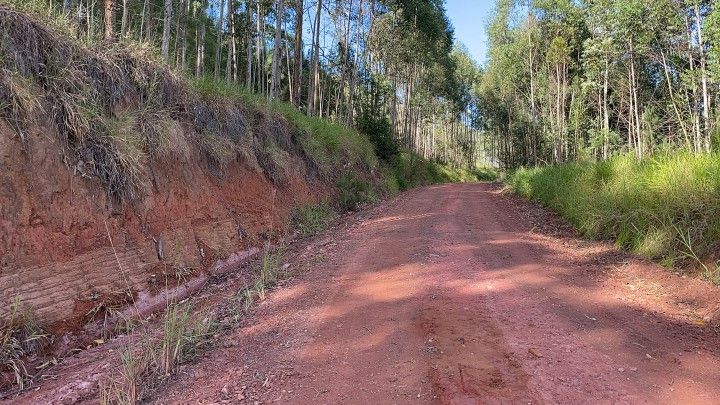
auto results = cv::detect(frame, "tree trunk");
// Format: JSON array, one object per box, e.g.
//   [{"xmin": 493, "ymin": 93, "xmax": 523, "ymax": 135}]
[
  {"xmin": 685, "ymin": 14, "xmax": 702, "ymax": 152},
  {"xmin": 307, "ymin": 0, "xmax": 322, "ymax": 115},
  {"xmin": 214, "ymin": 0, "xmax": 226, "ymax": 77},
  {"xmin": 161, "ymin": 0, "xmax": 173, "ymax": 59},
  {"xmin": 603, "ymin": 56, "xmax": 609, "ymax": 159},
  {"xmin": 346, "ymin": 0, "xmax": 363, "ymax": 126},
  {"xmin": 629, "ymin": 42, "xmax": 641, "ymax": 158},
  {"xmin": 256, "ymin": 2, "xmax": 264, "ymax": 92},
  {"xmin": 226, "ymin": 0, "xmax": 236, "ymax": 82},
  {"xmin": 245, "ymin": 0, "xmax": 254, "ymax": 89},
  {"xmin": 291, "ymin": 0, "xmax": 303, "ymax": 106},
  {"xmin": 121, "ymin": 0, "xmax": 128, "ymax": 37},
  {"xmin": 141, "ymin": 0, "xmax": 151, "ymax": 41},
  {"xmin": 695, "ymin": 4, "xmax": 712, "ymax": 152},
  {"xmin": 270, "ymin": 0, "xmax": 285, "ymax": 99},
  {"xmin": 103, "ymin": 0, "xmax": 114, "ymax": 40},
  {"xmin": 196, "ymin": 0, "xmax": 207, "ymax": 76},
  {"xmin": 659, "ymin": 47, "xmax": 689, "ymax": 146}
]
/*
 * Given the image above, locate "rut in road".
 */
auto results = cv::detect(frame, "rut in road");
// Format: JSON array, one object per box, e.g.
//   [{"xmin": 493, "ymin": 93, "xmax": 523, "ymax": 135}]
[{"xmin": 153, "ymin": 183, "xmax": 720, "ymax": 404}]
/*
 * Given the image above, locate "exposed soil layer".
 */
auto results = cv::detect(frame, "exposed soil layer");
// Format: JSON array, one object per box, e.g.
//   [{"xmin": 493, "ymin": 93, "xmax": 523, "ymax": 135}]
[
  {"xmin": 0, "ymin": 119, "xmax": 318, "ymax": 337},
  {"xmin": 11, "ymin": 183, "xmax": 720, "ymax": 404}
]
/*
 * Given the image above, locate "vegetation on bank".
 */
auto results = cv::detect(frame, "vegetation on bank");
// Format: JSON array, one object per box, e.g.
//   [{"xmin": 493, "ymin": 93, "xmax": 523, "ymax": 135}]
[
  {"xmin": 0, "ymin": 4, "xmax": 491, "ymax": 205},
  {"xmin": 508, "ymin": 153, "xmax": 720, "ymax": 283}
]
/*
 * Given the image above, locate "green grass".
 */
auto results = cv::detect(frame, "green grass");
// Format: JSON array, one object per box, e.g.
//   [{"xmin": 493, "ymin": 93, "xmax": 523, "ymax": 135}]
[
  {"xmin": 191, "ymin": 76, "xmax": 379, "ymax": 179},
  {"xmin": 272, "ymin": 102, "xmax": 379, "ymax": 175},
  {"xmin": 337, "ymin": 173, "xmax": 377, "ymax": 211},
  {"xmin": 292, "ymin": 203, "xmax": 335, "ymax": 236},
  {"xmin": 507, "ymin": 152, "xmax": 720, "ymax": 282}
]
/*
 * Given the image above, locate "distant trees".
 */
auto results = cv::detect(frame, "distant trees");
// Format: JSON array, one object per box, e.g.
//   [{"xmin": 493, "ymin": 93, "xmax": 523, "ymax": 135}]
[
  {"xmin": 481, "ymin": 0, "xmax": 720, "ymax": 168},
  {"xmin": 23, "ymin": 0, "xmax": 484, "ymax": 169}
]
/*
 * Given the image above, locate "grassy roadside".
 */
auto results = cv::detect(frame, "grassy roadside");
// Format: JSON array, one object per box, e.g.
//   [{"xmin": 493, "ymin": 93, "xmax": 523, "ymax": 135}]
[{"xmin": 507, "ymin": 152, "xmax": 720, "ymax": 283}]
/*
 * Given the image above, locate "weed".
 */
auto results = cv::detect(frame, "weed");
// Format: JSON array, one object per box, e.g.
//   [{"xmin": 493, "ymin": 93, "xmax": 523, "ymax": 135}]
[
  {"xmin": 198, "ymin": 129, "xmax": 237, "ymax": 173},
  {"xmin": 292, "ymin": 203, "xmax": 335, "ymax": 236},
  {"xmin": 254, "ymin": 279, "xmax": 267, "ymax": 301},
  {"xmin": 676, "ymin": 225, "xmax": 720, "ymax": 284},
  {"xmin": 100, "ymin": 301, "xmax": 216, "ymax": 403},
  {"xmin": 242, "ymin": 288, "xmax": 255, "ymax": 312},
  {"xmin": 99, "ymin": 112, "xmax": 150, "ymax": 197},
  {"xmin": 0, "ymin": 68, "xmax": 40, "ymax": 140},
  {"xmin": 260, "ymin": 248, "xmax": 282, "ymax": 285},
  {"xmin": 0, "ymin": 296, "xmax": 49, "ymax": 390}
]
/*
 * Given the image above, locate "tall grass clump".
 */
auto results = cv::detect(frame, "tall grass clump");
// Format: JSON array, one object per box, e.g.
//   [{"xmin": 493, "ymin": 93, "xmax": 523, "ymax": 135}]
[
  {"xmin": 99, "ymin": 302, "xmax": 216, "ymax": 404},
  {"xmin": 508, "ymin": 152, "xmax": 720, "ymax": 281},
  {"xmin": 1, "ymin": 297, "xmax": 49, "ymax": 390},
  {"xmin": 337, "ymin": 173, "xmax": 377, "ymax": 211}
]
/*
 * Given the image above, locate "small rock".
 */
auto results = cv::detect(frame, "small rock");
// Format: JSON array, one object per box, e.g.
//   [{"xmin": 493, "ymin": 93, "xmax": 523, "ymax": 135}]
[
  {"xmin": 528, "ymin": 348, "xmax": 543, "ymax": 358},
  {"xmin": 618, "ymin": 367, "xmax": 625, "ymax": 372}
]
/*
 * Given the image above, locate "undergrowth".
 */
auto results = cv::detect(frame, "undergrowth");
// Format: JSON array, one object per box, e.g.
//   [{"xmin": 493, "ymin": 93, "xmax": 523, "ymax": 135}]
[
  {"xmin": 507, "ymin": 152, "xmax": 720, "ymax": 283},
  {"xmin": 292, "ymin": 203, "xmax": 335, "ymax": 236},
  {"xmin": 386, "ymin": 152, "xmax": 497, "ymax": 192},
  {"xmin": 337, "ymin": 174, "xmax": 377, "ymax": 211},
  {"xmin": 0, "ymin": 3, "xmax": 492, "ymax": 207}
]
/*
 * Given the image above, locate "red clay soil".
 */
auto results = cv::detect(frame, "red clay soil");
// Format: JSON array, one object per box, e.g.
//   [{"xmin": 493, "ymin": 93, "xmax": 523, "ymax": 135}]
[
  {"xmin": 144, "ymin": 183, "xmax": 720, "ymax": 404},
  {"xmin": 12, "ymin": 183, "xmax": 720, "ymax": 404}
]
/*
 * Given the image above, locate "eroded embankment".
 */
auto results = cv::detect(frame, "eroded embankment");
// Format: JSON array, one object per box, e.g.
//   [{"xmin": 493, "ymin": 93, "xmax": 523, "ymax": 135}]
[
  {"xmin": 0, "ymin": 4, "xmax": 374, "ymax": 377},
  {"xmin": 0, "ymin": 118, "xmax": 318, "ymax": 328}
]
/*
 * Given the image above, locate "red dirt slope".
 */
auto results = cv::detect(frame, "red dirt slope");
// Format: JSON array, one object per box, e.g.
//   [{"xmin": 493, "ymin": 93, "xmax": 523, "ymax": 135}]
[{"xmin": 0, "ymin": 119, "xmax": 318, "ymax": 339}]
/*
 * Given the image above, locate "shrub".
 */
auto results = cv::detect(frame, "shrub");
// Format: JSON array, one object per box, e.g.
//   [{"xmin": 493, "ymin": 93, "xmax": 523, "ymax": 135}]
[
  {"xmin": 356, "ymin": 114, "xmax": 398, "ymax": 162},
  {"xmin": 337, "ymin": 174, "xmax": 376, "ymax": 211},
  {"xmin": 473, "ymin": 166, "xmax": 500, "ymax": 181},
  {"xmin": 384, "ymin": 152, "xmax": 496, "ymax": 191}
]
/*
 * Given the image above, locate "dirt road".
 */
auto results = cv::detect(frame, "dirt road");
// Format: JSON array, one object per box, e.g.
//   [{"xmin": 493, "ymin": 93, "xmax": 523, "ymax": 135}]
[{"xmin": 149, "ymin": 183, "xmax": 720, "ymax": 404}]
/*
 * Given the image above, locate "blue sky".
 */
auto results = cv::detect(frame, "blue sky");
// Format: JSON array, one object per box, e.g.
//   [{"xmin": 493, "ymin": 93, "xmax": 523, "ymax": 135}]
[{"xmin": 445, "ymin": 0, "xmax": 495, "ymax": 64}]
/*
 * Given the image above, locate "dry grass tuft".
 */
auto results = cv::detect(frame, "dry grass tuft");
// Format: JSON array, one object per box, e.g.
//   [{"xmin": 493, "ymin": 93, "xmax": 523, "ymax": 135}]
[
  {"xmin": 99, "ymin": 302, "xmax": 216, "ymax": 404},
  {"xmin": 0, "ymin": 297, "xmax": 49, "ymax": 390}
]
